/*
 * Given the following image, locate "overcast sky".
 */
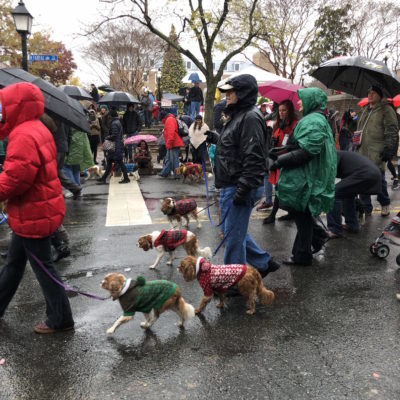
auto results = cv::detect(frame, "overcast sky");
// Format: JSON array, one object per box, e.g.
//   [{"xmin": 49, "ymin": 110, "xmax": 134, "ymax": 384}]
[{"xmin": 25, "ymin": 0, "xmax": 107, "ymax": 86}]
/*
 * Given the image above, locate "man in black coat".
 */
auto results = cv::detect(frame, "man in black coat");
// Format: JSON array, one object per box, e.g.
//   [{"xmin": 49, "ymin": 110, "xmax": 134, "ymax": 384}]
[
  {"xmin": 123, "ymin": 103, "xmax": 141, "ymax": 162},
  {"xmin": 327, "ymin": 151, "xmax": 382, "ymax": 238},
  {"xmin": 207, "ymin": 74, "xmax": 279, "ymax": 278},
  {"xmin": 189, "ymin": 81, "xmax": 203, "ymax": 119}
]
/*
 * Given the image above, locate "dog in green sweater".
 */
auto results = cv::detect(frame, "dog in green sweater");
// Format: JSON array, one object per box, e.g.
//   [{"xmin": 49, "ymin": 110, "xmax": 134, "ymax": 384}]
[{"xmin": 101, "ymin": 273, "xmax": 195, "ymax": 334}]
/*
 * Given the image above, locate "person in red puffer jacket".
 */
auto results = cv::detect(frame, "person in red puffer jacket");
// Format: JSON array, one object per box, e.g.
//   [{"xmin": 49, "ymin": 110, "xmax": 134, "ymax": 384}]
[
  {"xmin": 0, "ymin": 82, "xmax": 74, "ymax": 334},
  {"xmin": 158, "ymin": 109, "xmax": 184, "ymax": 178}
]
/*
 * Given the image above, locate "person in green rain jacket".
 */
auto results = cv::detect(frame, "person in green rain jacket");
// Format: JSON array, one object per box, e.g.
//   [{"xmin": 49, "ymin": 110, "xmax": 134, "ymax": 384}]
[{"xmin": 272, "ymin": 87, "xmax": 336, "ymax": 266}]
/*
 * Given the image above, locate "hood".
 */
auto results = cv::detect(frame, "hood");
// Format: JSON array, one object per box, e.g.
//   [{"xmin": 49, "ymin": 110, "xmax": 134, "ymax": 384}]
[
  {"xmin": 0, "ymin": 82, "xmax": 44, "ymax": 140},
  {"xmin": 298, "ymin": 87, "xmax": 327, "ymax": 116},
  {"xmin": 224, "ymin": 74, "xmax": 258, "ymax": 113},
  {"xmin": 161, "ymin": 113, "xmax": 175, "ymax": 124}
]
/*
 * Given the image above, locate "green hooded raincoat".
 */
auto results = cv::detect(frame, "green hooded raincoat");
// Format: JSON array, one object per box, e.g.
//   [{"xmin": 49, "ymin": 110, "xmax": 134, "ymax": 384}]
[{"xmin": 276, "ymin": 88, "xmax": 337, "ymax": 216}]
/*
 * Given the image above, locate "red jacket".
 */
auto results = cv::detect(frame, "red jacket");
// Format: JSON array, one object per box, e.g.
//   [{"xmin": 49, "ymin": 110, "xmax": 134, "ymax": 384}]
[
  {"xmin": 162, "ymin": 114, "xmax": 184, "ymax": 150},
  {"xmin": 0, "ymin": 82, "xmax": 65, "ymax": 238}
]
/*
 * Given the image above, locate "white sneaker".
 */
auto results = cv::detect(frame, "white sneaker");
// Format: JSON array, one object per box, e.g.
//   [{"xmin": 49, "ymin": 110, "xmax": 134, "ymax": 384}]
[
  {"xmin": 381, "ymin": 205, "xmax": 390, "ymax": 216},
  {"xmin": 64, "ymin": 192, "xmax": 73, "ymax": 199}
]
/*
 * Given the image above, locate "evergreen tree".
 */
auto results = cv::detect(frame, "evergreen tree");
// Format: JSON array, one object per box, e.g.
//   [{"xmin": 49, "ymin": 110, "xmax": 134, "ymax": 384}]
[
  {"xmin": 160, "ymin": 25, "xmax": 186, "ymax": 97},
  {"xmin": 306, "ymin": 5, "xmax": 354, "ymax": 68}
]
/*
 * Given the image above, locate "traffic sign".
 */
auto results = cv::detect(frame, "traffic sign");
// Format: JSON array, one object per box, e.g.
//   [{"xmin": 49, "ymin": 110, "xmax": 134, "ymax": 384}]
[{"xmin": 28, "ymin": 54, "xmax": 58, "ymax": 62}]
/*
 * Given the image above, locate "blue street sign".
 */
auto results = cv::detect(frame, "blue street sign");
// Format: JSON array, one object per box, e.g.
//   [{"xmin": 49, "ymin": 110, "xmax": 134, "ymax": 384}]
[{"xmin": 28, "ymin": 54, "xmax": 58, "ymax": 62}]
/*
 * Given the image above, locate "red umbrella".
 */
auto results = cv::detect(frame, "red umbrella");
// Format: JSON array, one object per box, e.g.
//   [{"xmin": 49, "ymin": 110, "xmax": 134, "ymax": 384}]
[
  {"xmin": 258, "ymin": 80, "xmax": 303, "ymax": 110},
  {"xmin": 124, "ymin": 134, "xmax": 157, "ymax": 145},
  {"xmin": 358, "ymin": 97, "xmax": 368, "ymax": 107},
  {"xmin": 392, "ymin": 94, "xmax": 400, "ymax": 108}
]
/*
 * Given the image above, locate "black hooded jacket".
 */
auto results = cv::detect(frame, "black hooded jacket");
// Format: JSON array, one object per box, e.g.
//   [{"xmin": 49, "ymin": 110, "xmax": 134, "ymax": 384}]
[{"xmin": 209, "ymin": 75, "xmax": 268, "ymax": 189}]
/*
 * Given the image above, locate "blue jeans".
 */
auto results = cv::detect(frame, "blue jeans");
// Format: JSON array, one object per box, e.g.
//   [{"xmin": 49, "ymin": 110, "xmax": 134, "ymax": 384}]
[
  {"xmin": 327, "ymin": 195, "xmax": 360, "ymax": 235},
  {"xmin": 126, "ymin": 131, "xmax": 138, "ymax": 161},
  {"xmin": 160, "ymin": 148, "xmax": 180, "ymax": 177},
  {"xmin": 219, "ymin": 186, "xmax": 271, "ymax": 274},
  {"xmin": 184, "ymin": 104, "xmax": 191, "ymax": 116},
  {"xmin": 359, "ymin": 171, "xmax": 390, "ymax": 213},
  {"xmin": 190, "ymin": 101, "xmax": 201, "ymax": 119},
  {"xmin": 264, "ymin": 177, "xmax": 273, "ymax": 205},
  {"xmin": 62, "ymin": 165, "xmax": 80, "ymax": 186}
]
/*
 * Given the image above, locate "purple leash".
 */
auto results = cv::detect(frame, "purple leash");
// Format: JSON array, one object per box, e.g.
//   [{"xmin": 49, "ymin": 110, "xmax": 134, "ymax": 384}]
[{"xmin": 27, "ymin": 249, "xmax": 110, "ymax": 301}]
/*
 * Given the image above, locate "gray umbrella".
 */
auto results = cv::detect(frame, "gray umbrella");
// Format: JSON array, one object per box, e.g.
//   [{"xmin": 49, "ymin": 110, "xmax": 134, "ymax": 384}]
[
  {"xmin": 59, "ymin": 85, "xmax": 93, "ymax": 101},
  {"xmin": 311, "ymin": 56, "xmax": 400, "ymax": 98},
  {"xmin": 162, "ymin": 92, "xmax": 184, "ymax": 103},
  {"xmin": 98, "ymin": 84, "xmax": 116, "ymax": 93},
  {"xmin": 0, "ymin": 68, "xmax": 90, "ymax": 133},
  {"xmin": 98, "ymin": 91, "xmax": 140, "ymax": 106}
]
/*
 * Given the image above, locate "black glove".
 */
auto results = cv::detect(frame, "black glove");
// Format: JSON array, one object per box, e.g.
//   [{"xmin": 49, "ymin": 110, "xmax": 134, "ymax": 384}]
[
  {"xmin": 233, "ymin": 184, "xmax": 249, "ymax": 206},
  {"xmin": 273, "ymin": 148, "xmax": 313, "ymax": 170},
  {"xmin": 380, "ymin": 147, "xmax": 392, "ymax": 162},
  {"xmin": 269, "ymin": 161, "xmax": 279, "ymax": 171}
]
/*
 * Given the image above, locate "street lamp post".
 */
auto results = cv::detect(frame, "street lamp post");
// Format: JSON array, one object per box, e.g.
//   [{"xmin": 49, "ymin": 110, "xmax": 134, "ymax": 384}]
[
  {"xmin": 156, "ymin": 68, "xmax": 162, "ymax": 102},
  {"xmin": 11, "ymin": 1, "xmax": 33, "ymax": 72}
]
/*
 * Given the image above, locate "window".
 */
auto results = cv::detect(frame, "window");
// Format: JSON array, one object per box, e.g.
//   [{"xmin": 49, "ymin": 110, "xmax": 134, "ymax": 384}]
[
  {"xmin": 186, "ymin": 61, "xmax": 192, "ymax": 69},
  {"xmin": 234, "ymin": 63, "xmax": 240, "ymax": 71}
]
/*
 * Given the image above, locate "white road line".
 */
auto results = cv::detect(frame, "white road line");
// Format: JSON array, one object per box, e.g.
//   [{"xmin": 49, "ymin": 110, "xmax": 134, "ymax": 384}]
[{"xmin": 105, "ymin": 177, "xmax": 152, "ymax": 226}]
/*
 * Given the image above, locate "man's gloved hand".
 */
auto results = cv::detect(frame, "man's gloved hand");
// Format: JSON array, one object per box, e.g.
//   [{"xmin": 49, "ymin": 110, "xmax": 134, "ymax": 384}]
[
  {"xmin": 269, "ymin": 161, "xmax": 279, "ymax": 171},
  {"xmin": 233, "ymin": 184, "xmax": 249, "ymax": 206},
  {"xmin": 205, "ymin": 130, "xmax": 216, "ymax": 140},
  {"xmin": 380, "ymin": 147, "xmax": 392, "ymax": 162}
]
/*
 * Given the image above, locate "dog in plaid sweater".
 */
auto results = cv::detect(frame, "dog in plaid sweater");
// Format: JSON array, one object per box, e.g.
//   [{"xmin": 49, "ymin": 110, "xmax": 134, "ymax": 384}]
[
  {"xmin": 174, "ymin": 162, "xmax": 203, "ymax": 183},
  {"xmin": 137, "ymin": 229, "xmax": 212, "ymax": 269},
  {"xmin": 160, "ymin": 197, "xmax": 201, "ymax": 229},
  {"xmin": 178, "ymin": 256, "xmax": 275, "ymax": 315},
  {"xmin": 101, "ymin": 274, "xmax": 195, "ymax": 334}
]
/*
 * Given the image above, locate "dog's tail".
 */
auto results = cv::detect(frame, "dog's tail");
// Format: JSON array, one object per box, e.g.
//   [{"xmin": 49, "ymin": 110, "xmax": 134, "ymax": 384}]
[
  {"xmin": 197, "ymin": 246, "xmax": 212, "ymax": 260},
  {"xmin": 257, "ymin": 274, "xmax": 275, "ymax": 306},
  {"xmin": 179, "ymin": 297, "xmax": 195, "ymax": 320}
]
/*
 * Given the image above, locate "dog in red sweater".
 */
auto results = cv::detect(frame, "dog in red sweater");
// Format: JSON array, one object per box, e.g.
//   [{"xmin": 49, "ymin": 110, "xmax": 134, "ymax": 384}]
[
  {"xmin": 160, "ymin": 197, "xmax": 201, "ymax": 229},
  {"xmin": 137, "ymin": 229, "xmax": 212, "ymax": 269},
  {"xmin": 178, "ymin": 256, "xmax": 275, "ymax": 315},
  {"xmin": 174, "ymin": 162, "xmax": 203, "ymax": 183}
]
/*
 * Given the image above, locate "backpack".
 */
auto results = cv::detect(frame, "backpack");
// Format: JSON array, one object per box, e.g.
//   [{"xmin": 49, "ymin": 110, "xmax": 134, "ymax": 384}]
[{"xmin": 177, "ymin": 118, "xmax": 189, "ymax": 137}]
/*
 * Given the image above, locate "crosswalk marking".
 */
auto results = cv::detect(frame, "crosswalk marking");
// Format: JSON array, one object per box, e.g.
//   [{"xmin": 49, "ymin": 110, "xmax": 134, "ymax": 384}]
[{"xmin": 105, "ymin": 177, "xmax": 152, "ymax": 226}]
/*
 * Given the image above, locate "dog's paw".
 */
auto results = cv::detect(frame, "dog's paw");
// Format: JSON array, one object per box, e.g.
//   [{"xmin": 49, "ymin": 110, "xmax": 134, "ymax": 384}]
[
  {"xmin": 149, "ymin": 265, "xmax": 156, "ymax": 269},
  {"xmin": 140, "ymin": 321, "xmax": 150, "ymax": 329},
  {"xmin": 246, "ymin": 309, "xmax": 255, "ymax": 315},
  {"xmin": 106, "ymin": 327, "xmax": 115, "ymax": 334},
  {"xmin": 197, "ymin": 223, "xmax": 202, "ymax": 229},
  {"xmin": 194, "ymin": 308, "xmax": 202, "ymax": 315},
  {"xmin": 166, "ymin": 260, "xmax": 172, "ymax": 265},
  {"xmin": 216, "ymin": 302, "xmax": 224, "ymax": 309}
]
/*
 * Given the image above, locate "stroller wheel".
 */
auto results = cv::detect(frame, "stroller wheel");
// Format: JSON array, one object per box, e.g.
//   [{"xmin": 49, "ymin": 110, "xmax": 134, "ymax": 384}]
[
  {"xmin": 375, "ymin": 244, "xmax": 390, "ymax": 259},
  {"xmin": 396, "ymin": 254, "xmax": 400, "ymax": 266},
  {"xmin": 369, "ymin": 243, "xmax": 377, "ymax": 255}
]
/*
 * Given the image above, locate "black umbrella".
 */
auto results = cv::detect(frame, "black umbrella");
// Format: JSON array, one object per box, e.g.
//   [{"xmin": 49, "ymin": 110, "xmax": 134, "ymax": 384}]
[
  {"xmin": 311, "ymin": 56, "xmax": 400, "ymax": 98},
  {"xmin": 98, "ymin": 84, "xmax": 116, "ymax": 92},
  {"xmin": 98, "ymin": 91, "xmax": 140, "ymax": 105},
  {"xmin": 0, "ymin": 68, "xmax": 90, "ymax": 133},
  {"xmin": 58, "ymin": 85, "xmax": 93, "ymax": 101}
]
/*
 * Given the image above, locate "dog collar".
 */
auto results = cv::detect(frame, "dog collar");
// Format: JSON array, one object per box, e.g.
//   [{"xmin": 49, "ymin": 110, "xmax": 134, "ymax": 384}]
[
  {"xmin": 119, "ymin": 278, "xmax": 132, "ymax": 297},
  {"xmin": 196, "ymin": 257, "xmax": 204, "ymax": 276}
]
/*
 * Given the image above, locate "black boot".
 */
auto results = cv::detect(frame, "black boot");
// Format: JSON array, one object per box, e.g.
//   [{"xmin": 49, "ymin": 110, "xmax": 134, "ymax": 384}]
[
  {"xmin": 263, "ymin": 197, "xmax": 279, "ymax": 224},
  {"xmin": 54, "ymin": 246, "xmax": 71, "ymax": 262}
]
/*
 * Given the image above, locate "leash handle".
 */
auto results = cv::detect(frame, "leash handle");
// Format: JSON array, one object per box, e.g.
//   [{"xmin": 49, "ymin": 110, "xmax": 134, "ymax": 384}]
[{"xmin": 27, "ymin": 249, "xmax": 109, "ymax": 301}]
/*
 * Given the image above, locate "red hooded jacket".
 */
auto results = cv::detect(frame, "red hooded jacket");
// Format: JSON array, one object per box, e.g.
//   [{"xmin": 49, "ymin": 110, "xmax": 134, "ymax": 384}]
[
  {"xmin": 162, "ymin": 114, "xmax": 184, "ymax": 150},
  {"xmin": 0, "ymin": 82, "xmax": 65, "ymax": 238}
]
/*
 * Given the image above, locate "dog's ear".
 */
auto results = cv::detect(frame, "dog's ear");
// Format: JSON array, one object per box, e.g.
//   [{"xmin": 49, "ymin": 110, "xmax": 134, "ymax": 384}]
[
  {"xmin": 110, "ymin": 280, "xmax": 123, "ymax": 299},
  {"xmin": 179, "ymin": 257, "xmax": 196, "ymax": 281}
]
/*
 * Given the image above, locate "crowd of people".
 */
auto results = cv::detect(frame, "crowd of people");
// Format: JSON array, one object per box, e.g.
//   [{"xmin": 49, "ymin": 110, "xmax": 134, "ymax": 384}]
[{"xmin": 0, "ymin": 71, "xmax": 400, "ymax": 334}]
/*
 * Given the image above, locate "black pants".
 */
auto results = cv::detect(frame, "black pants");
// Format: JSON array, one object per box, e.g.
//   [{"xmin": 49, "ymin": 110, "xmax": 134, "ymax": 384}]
[
  {"xmin": 102, "ymin": 157, "xmax": 129, "ymax": 181},
  {"xmin": 191, "ymin": 142, "xmax": 207, "ymax": 164},
  {"xmin": 291, "ymin": 208, "xmax": 327, "ymax": 264},
  {"xmin": 0, "ymin": 233, "xmax": 74, "ymax": 328},
  {"xmin": 89, "ymin": 135, "xmax": 100, "ymax": 164}
]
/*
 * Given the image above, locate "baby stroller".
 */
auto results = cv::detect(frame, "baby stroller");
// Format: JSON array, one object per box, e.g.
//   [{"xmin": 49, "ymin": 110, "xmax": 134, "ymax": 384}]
[{"xmin": 369, "ymin": 212, "xmax": 400, "ymax": 265}]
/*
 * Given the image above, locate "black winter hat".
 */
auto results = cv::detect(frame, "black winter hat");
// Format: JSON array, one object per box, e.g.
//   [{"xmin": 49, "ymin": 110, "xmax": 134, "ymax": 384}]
[{"xmin": 368, "ymin": 85, "xmax": 383, "ymax": 98}]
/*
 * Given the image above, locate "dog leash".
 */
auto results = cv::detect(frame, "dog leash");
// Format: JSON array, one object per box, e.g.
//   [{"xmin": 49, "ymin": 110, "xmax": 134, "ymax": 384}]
[
  {"xmin": 201, "ymin": 149, "xmax": 233, "ymax": 255},
  {"xmin": 26, "ymin": 249, "xmax": 110, "ymax": 301}
]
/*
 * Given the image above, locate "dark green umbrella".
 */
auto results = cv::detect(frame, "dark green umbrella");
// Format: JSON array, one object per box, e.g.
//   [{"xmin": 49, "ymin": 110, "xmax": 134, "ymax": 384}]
[{"xmin": 311, "ymin": 56, "xmax": 400, "ymax": 98}]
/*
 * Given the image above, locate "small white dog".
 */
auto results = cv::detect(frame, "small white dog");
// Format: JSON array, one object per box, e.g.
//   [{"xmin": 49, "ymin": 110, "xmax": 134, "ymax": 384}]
[
  {"xmin": 86, "ymin": 165, "xmax": 104, "ymax": 180},
  {"xmin": 137, "ymin": 229, "xmax": 212, "ymax": 269}
]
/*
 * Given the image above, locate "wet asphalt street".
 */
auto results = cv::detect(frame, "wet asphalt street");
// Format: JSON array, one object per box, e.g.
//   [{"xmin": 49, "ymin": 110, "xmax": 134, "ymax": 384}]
[{"xmin": 1, "ymin": 174, "xmax": 400, "ymax": 400}]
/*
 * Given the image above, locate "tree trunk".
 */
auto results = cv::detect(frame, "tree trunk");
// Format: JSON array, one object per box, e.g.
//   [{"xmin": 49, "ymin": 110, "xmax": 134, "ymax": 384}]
[{"xmin": 204, "ymin": 79, "xmax": 218, "ymax": 129}]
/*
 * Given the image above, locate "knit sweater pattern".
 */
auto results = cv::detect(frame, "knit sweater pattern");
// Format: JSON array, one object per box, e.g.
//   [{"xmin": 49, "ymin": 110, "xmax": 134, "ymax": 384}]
[
  {"xmin": 197, "ymin": 259, "xmax": 247, "ymax": 296},
  {"xmin": 154, "ymin": 229, "xmax": 188, "ymax": 250},
  {"xmin": 119, "ymin": 280, "xmax": 177, "ymax": 316}
]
